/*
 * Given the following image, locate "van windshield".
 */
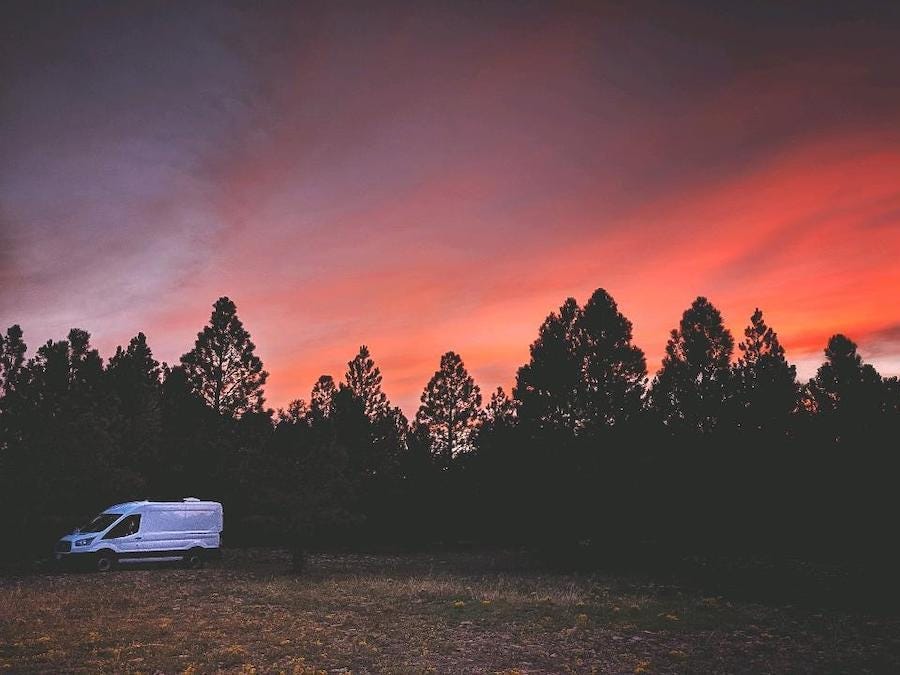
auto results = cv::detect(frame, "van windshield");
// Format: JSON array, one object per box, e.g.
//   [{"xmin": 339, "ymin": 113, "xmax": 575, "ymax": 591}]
[{"xmin": 78, "ymin": 513, "xmax": 122, "ymax": 533}]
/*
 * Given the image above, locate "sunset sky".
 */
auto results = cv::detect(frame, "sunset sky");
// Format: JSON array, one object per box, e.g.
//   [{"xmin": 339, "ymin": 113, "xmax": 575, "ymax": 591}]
[{"xmin": 2, "ymin": 1, "xmax": 899, "ymax": 414}]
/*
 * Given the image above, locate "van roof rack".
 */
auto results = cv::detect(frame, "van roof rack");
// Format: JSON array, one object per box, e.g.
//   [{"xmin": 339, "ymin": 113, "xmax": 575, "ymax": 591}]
[{"xmin": 183, "ymin": 497, "xmax": 200, "ymax": 502}]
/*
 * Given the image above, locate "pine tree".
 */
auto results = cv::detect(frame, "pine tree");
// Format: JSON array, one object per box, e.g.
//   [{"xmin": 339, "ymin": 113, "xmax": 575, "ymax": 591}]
[
  {"xmin": 107, "ymin": 333, "xmax": 161, "ymax": 408},
  {"xmin": 68, "ymin": 329, "xmax": 105, "ymax": 392},
  {"xmin": 0, "ymin": 325, "xmax": 27, "ymax": 396},
  {"xmin": 650, "ymin": 297, "xmax": 734, "ymax": 434},
  {"xmin": 515, "ymin": 298, "xmax": 582, "ymax": 432},
  {"xmin": 885, "ymin": 376, "xmax": 900, "ymax": 417},
  {"xmin": 515, "ymin": 289, "xmax": 646, "ymax": 434},
  {"xmin": 310, "ymin": 375, "xmax": 336, "ymax": 419},
  {"xmin": 805, "ymin": 334, "xmax": 885, "ymax": 439},
  {"xmin": 0, "ymin": 325, "xmax": 28, "ymax": 453},
  {"xmin": 16, "ymin": 329, "xmax": 123, "ymax": 516},
  {"xmin": 415, "ymin": 351, "xmax": 482, "ymax": 468},
  {"xmin": 364, "ymin": 403, "xmax": 408, "ymax": 480},
  {"xmin": 0, "ymin": 326, "xmax": 28, "ymax": 520},
  {"xmin": 483, "ymin": 386, "xmax": 516, "ymax": 430},
  {"xmin": 180, "ymin": 297, "xmax": 268, "ymax": 417},
  {"xmin": 158, "ymin": 365, "xmax": 222, "ymax": 497},
  {"xmin": 345, "ymin": 345, "xmax": 389, "ymax": 420},
  {"xmin": 576, "ymin": 288, "xmax": 647, "ymax": 431},
  {"xmin": 277, "ymin": 399, "xmax": 310, "ymax": 426},
  {"xmin": 384, "ymin": 405, "xmax": 410, "ymax": 453},
  {"xmin": 731, "ymin": 309, "xmax": 799, "ymax": 435},
  {"xmin": 106, "ymin": 333, "xmax": 163, "ymax": 481}
]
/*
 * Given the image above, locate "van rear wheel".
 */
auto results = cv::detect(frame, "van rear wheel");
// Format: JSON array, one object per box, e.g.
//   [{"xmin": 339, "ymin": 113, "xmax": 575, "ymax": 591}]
[
  {"xmin": 95, "ymin": 550, "xmax": 116, "ymax": 572},
  {"xmin": 185, "ymin": 548, "xmax": 204, "ymax": 569}
]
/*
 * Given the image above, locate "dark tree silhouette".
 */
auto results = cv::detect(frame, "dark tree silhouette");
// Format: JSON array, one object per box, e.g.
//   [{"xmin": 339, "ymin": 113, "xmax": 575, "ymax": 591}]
[
  {"xmin": 180, "ymin": 297, "xmax": 268, "ymax": 417},
  {"xmin": 515, "ymin": 298, "xmax": 582, "ymax": 433},
  {"xmin": 511, "ymin": 290, "xmax": 649, "ymax": 553},
  {"xmin": 345, "ymin": 345, "xmax": 389, "ymax": 421},
  {"xmin": 483, "ymin": 386, "xmax": 516, "ymax": 430},
  {"xmin": 576, "ymin": 288, "xmax": 647, "ymax": 432},
  {"xmin": 380, "ymin": 404, "xmax": 410, "ymax": 475},
  {"xmin": 67, "ymin": 329, "xmax": 105, "ymax": 392},
  {"xmin": 277, "ymin": 398, "xmax": 310, "ymax": 425},
  {"xmin": 157, "ymin": 364, "xmax": 224, "ymax": 499},
  {"xmin": 107, "ymin": 333, "xmax": 161, "ymax": 391},
  {"xmin": 331, "ymin": 384, "xmax": 374, "ymax": 476},
  {"xmin": 0, "ymin": 326, "xmax": 28, "ymax": 546},
  {"xmin": 801, "ymin": 334, "xmax": 895, "ymax": 562},
  {"xmin": 516, "ymin": 289, "xmax": 646, "ymax": 435},
  {"xmin": 310, "ymin": 375, "xmax": 336, "ymax": 419},
  {"xmin": 106, "ymin": 333, "xmax": 163, "ymax": 485},
  {"xmin": 805, "ymin": 334, "xmax": 886, "ymax": 439},
  {"xmin": 265, "ymin": 387, "xmax": 360, "ymax": 562},
  {"xmin": 415, "ymin": 351, "xmax": 482, "ymax": 468},
  {"xmin": 885, "ymin": 376, "xmax": 900, "ymax": 416},
  {"xmin": 467, "ymin": 385, "xmax": 521, "ymax": 541},
  {"xmin": 650, "ymin": 297, "xmax": 734, "ymax": 434},
  {"xmin": 4, "ymin": 289, "xmax": 900, "ymax": 581},
  {"xmin": 0, "ymin": 325, "xmax": 27, "ymax": 460},
  {"xmin": 0, "ymin": 325, "xmax": 27, "ymax": 396},
  {"xmin": 731, "ymin": 309, "xmax": 799, "ymax": 435},
  {"xmin": 12, "ymin": 330, "xmax": 125, "ymax": 519}
]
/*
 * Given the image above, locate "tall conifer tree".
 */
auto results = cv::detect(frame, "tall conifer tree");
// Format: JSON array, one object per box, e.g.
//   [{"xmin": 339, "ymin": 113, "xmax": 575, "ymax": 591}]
[
  {"xmin": 180, "ymin": 297, "xmax": 268, "ymax": 417},
  {"xmin": 731, "ymin": 309, "xmax": 798, "ymax": 435},
  {"xmin": 0, "ymin": 325, "xmax": 27, "ymax": 396},
  {"xmin": 576, "ymin": 289, "xmax": 647, "ymax": 431},
  {"xmin": 345, "ymin": 345, "xmax": 389, "ymax": 420},
  {"xmin": 415, "ymin": 351, "xmax": 482, "ymax": 468},
  {"xmin": 107, "ymin": 332, "xmax": 163, "ymax": 478},
  {"xmin": 515, "ymin": 298, "xmax": 582, "ymax": 432},
  {"xmin": 650, "ymin": 297, "xmax": 734, "ymax": 434},
  {"xmin": 310, "ymin": 375, "xmax": 337, "ymax": 419},
  {"xmin": 515, "ymin": 289, "xmax": 646, "ymax": 434},
  {"xmin": 805, "ymin": 334, "xmax": 885, "ymax": 439}
]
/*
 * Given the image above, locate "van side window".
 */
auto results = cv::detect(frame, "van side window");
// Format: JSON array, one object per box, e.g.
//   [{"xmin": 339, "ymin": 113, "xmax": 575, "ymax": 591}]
[{"xmin": 103, "ymin": 514, "xmax": 141, "ymax": 539}]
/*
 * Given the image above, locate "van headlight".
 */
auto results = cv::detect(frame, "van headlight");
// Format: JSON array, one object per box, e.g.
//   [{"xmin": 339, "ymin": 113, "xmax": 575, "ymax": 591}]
[{"xmin": 74, "ymin": 537, "xmax": 95, "ymax": 547}]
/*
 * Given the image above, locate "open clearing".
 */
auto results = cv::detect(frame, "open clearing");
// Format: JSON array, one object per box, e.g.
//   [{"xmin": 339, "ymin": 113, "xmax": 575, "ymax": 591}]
[{"xmin": 1, "ymin": 549, "xmax": 898, "ymax": 673}]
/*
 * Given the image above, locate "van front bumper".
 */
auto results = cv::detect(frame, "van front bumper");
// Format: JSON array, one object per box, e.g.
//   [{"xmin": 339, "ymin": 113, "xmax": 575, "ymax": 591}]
[{"xmin": 53, "ymin": 541, "xmax": 97, "ymax": 565}]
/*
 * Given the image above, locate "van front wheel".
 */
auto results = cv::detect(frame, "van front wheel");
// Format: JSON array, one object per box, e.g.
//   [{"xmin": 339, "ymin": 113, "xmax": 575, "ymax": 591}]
[
  {"xmin": 95, "ymin": 550, "xmax": 116, "ymax": 572},
  {"xmin": 185, "ymin": 548, "xmax": 204, "ymax": 570}
]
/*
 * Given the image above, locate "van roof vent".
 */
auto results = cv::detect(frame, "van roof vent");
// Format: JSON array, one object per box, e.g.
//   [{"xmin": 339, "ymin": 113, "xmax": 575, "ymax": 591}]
[{"xmin": 183, "ymin": 497, "xmax": 200, "ymax": 502}]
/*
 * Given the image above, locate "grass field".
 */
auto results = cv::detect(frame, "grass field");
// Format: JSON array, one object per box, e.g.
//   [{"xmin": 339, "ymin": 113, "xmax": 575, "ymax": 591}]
[{"xmin": 1, "ymin": 548, "xmax": 898, "ymax": 673}]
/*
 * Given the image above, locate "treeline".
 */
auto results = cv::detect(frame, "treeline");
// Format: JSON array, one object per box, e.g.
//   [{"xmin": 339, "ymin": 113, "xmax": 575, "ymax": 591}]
[{"xmin": 0, "ymin": 291, "xmax": 898, "ymax": 564}]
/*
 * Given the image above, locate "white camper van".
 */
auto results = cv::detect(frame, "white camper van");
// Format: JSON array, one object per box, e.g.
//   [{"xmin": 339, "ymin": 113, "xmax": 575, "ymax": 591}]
[{"xmin": 54, "ymin": 498, "xmax": 223, "ymax": 571}]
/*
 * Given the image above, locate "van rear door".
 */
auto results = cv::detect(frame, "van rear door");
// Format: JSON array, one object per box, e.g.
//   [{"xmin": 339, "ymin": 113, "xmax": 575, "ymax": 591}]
[{"xmin": 183, "ymin": 503, "xmax": 221, "ymax": 547}]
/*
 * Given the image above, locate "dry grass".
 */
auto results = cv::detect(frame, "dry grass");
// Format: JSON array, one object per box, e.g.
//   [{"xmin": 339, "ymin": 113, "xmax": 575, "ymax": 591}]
[{"xmin": 1, "ymin": 549, "xmax": 898, "ymax": 673}]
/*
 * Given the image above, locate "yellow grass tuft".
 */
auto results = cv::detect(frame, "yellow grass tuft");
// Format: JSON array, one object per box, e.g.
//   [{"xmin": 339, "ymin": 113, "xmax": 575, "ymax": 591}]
[{"xmin": 634, "ymin": 658, "xmax": 652, "ymax": 673}]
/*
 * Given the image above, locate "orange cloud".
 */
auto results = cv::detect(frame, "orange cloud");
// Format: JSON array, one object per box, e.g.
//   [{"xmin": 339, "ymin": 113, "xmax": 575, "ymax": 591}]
[{"xmin": 4, "ymin": 3, "xmax": 899, "ymax": 415}]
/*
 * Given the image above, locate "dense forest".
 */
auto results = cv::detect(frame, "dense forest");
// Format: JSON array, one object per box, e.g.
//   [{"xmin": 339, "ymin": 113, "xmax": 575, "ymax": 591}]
[{"xmin": 1, "ymin": 291, "xmax": 898, "ymax": 568}]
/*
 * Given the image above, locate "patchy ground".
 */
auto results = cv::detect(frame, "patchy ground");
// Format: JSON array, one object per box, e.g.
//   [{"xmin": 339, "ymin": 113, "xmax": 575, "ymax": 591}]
[{"xmin": 1, "ymin": 549, "xmax": 898, "ymax": 673}]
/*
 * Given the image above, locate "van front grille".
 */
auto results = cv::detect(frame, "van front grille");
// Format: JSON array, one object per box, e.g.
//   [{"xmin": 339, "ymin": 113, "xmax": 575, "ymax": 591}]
[{"xmin": 55, "ymin": 540, "xmax": 72, "ymax": 553}]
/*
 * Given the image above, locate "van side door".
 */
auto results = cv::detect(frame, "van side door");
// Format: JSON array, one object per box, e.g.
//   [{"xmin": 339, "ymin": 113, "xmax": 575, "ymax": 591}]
[{"xmin": 139, "ymin": 507, "xmax": 186, "ymax": 553}]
